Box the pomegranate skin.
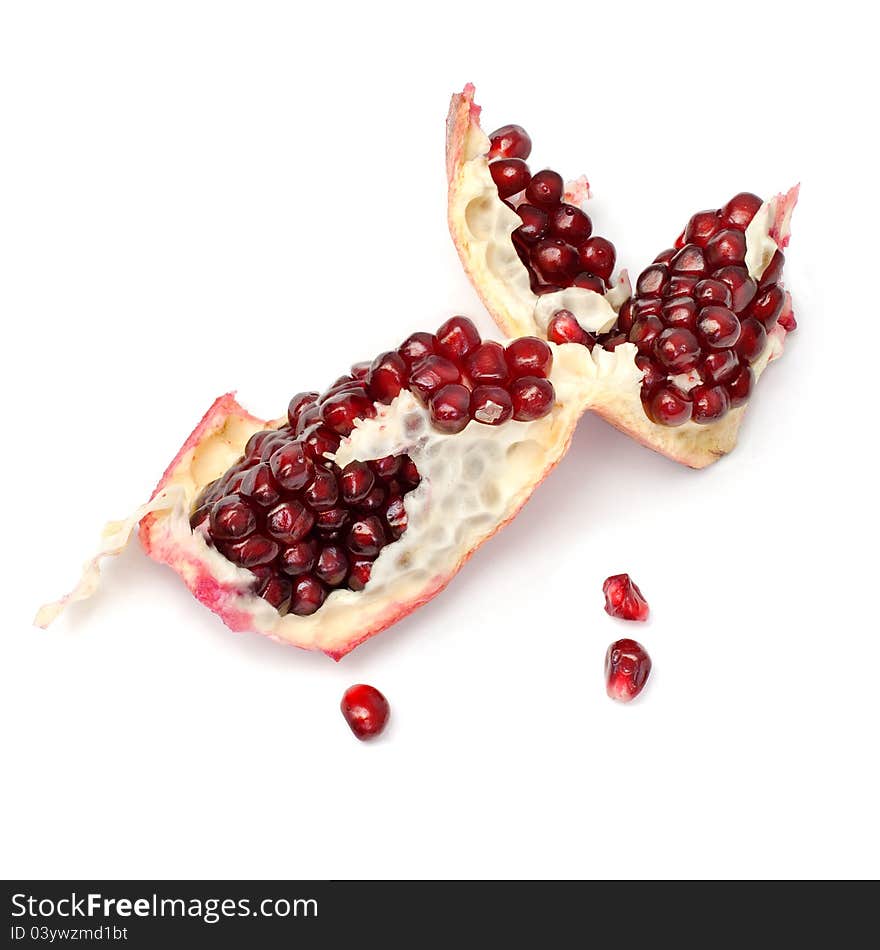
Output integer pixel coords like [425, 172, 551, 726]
[340, 684, 390, 740]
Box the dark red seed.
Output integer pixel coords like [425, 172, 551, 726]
[238, 462, 280, 508]
[577, 236, 616, 282]
[470, 385, 513, 425]
[628, 316, 664, 354]
[367, 351, 407, 404]
[699, 349, 739, 385]
[525, 169, 564, 209]
[269, 441, 313, 492]
[347, 515, 387, 557]
[684, 209, 721, 247]
[605, 638, 652, 702]
[259, 431, 291, 461]
[719, 192, 763, 230]
[359, 484, 386, 511]
[635, 354, 666, 391]
[758, 249, 785, 289]
[190, 504, 210, 531]
[726, 363, 753, 407]
[340, 684, 390, 740]
[667, 275, 699, 297]
[697, 305, 741, 349]
[408, 355, 461, 403]
[549, 203, 592, 243]
[320, 390, 377, 436]
[547, 310, 592, 347]
[398, 332, 437, 368]
[209, 494, 256, 540]
[315, 544, 349, 586]
[370, 455, 401, 479]
[654, 327, 701, 372]
[488, 124, 532, 160]
[691, 384, 731, 424]
[256, 573, 292, 614]
[693, 278, 733, 309]
[705, 228, 747, 269]
[633, 296, 663, 319]
[636, 264, 668, 297]
[748, 284, 785, 330]
[384, 495, 407, 539]
[399, 456, 421, 487]
[572, 272, 605, 294]
[350, 361, 371, 380]
[505, 336, 553, 378]
[287, 392, 319, 430]
[670, 244, 707, 276]
[303, 467, 339, 511]
[293, 403, 322, 438]
[429, 383, 471, 433]
[348, 557, 374, 591]
[736, 317, 768, 363]
[223, 534, 279, 568]
[510, 376, 555, 421]
[290, 575, 326, 616]
[602, 573, 650, 621]
[300, 425, 341, 462]
[279, 539, 318, 576]
[661, 295, 697, 330]
[532, 238, 579, 282]
[435, 316, 481, 362]
[654, 248, 678, 264]
[514, 203, 548, 244]
[713, 265, 758, 313]
[341, 460, 376, 505]
[244, 429, 275, 460]
[315, 507, 351, 534]
[464, 341, 509, 385]
[647, 386, 692, 426]
[490, 158, 531, 199]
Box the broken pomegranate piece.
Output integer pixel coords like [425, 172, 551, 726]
[340, 684, 390, 740]
[605, 638, 652, 703]
[602, 574, 650, 622]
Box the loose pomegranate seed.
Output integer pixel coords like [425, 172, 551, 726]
[435, 316, 481, 362]
[209, 495, 256, 540]
[490, 158, 531, 199]
[735, 317, 768, 363]
[691, 384, 731, 424]
[239, 462, 280, 508]
[429, 383, 471, 433]
[303, 467, 339, 511]
[266, 499, 315, 544]
[287, 392, 319, 430]
[505, 336, 553, 378]
[726, 363, 753, 407]
[549, 203, 592, 243]
[758, 250, 785, 289]
[636, 264, 669, 297]
[719, 192, 763, 230]
[547, 310, 593, 347]
[398, 331, 437, 368]
[748, 284, 785, 330]
[290, 574, 326, 616]
[408, 355, 461, 403]
[341, 460, 376, 505]
[315, 544, 349, 586]
[654, 328, 700, 372]
[572, 272, 606, 294]
[605, 638, 652, 703]
[647, 386, 692, 426]
[464, 341, 509, 384]
[514, 204, 548, 244]
[348, 557, 373, 591]
[602, 573, 650, 621]
[661, 295, 697, 329]
[488, 124, 532, 161]
[693, 278, 733, 309]
[670, 244, 707, 276]
[628, 316, 664, 354]
[347, 515, 387, 557]
[256, 572, 292, 613]
[470, 385, 514, 425]
[279, 539, 318, 575]
[367, 351, 407, 404]
[712, 265, 757, 313]
[684, 209, 721, 247]
[223, 534, 279, 568]
[268, 441, 313, 491]
[697, 305, 741, 349]
[577, 236, 616, 282]
[705, 228, 746, 269]
[635, 354, 666, 391]
[340, 684, 390, 740]
[525, 169, 564, 208]
[699, 348, 739, 385]
[532, 238, 579, 282]
[384, 495, 407, 539]
[509, 376, 555, 421]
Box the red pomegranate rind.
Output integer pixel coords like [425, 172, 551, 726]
[602, 573, 650, 622]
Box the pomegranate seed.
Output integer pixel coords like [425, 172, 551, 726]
[670, 244, 707, 276]
[605, 638, 652, 703]
[693, 278, 733, 309]
[705, 228, 746, 270]
[748, 284, 785, 330]
[315, 506, 351, 535]
[667, 275, 699, 297]
[209, 495, 256, 540]
[398, 331, 437, 368]
[408, 355, 461, 403]
[300, 425, 341, 462]
[239, 462, 280, 508]
[189, 504, 210, 531]
[661, 295, 697, 329]
[366, 351, 407, 404]
[636, 264, 669, 297]
[294, 403, 322, 437]
[303, 468, 339, 511]
[601, 332, 629, 350]
[697, 305, 741, 349]
[505, 336, 553, 378]
[525, 169, 564, 208]
[268, 441, 312, 492]
[348, 557, 373, 591]
[490, 158, 531, 199]
[315, 544, 349, 586]
[547, 310, 593, 347]
[635, 354, 666, 391]
[436, 315, 481, 362]
[321, 390, 377, 437]
[347, 515, 387, 557]
[759, 249, 785, 289]
[629, 316, 664, 354]
[577, 236, 616, 282]
[464, 341, 509, 384]
[340, 460, 375, 505]
[370, 455, 401, 479]
[719, 192, 763, 230]
[647, 386, 692, 426]
[691, 384, 731, 424]
[360, 484, 386, 511]
[684, 209, 721, 247]
[279, 539, 318, 576]
[514, 204, 548, 244]
[713, 265, 757, 313]
[223, 534, 279, 568]
[699, 348, 739, 385]
[654, 328, 700, 372]
[244, 430, 273, 460]
[259, 431, 291, 461]
[399, 456, 420, 487]
[256, 572, 292, 613]
[572, 272, 605, 294]
[266, 500, 315, 544]
[778, 300, 797, 332]
[633, 297, 663, 319]
[509, 376, 555, 421]
[602, 573, 650, 621]
[429, 383, 471, 433]
[290, 574, 326, 616]
[286, 392, 319, 430]
[488, 124, 532, 161]
[532, 238, 579, 282]
[654, 248, 677, 264]
[340, 684, 390, 740]
[736, 317, 768, 363]
[470, 385, 514, 426]
[549, 203, 592, 243]
[384, 495, 407, 539]
[726, 363, 753, 407]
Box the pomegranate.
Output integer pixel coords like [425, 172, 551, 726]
[341, 684, 390, 740]
[602, 574, 650, 622]
[447, 84, 799, 469]
[36, 317, 600, 659]
[605, 638, 652, 703]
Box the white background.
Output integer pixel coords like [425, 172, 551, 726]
[2, 0, 877, 880]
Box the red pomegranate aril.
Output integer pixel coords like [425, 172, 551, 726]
[435, 315, 481, 362]
[510, 376, 555, 421]
[605, 638, 652, 703]
[348, 557, 373, 591]
[269, 441, 312, 492]
[280, 539, 318, 576]
[408, 355, 461, 403]
[239, 462, 280, 508]
[244, 429, 273, 461]
[748, 284, 785, 330]
[189, 504, 210, 531]
[670, 244, 707, 276]
[693, 278, 734, 309]
[266, 499, 315, 544]
[488, 124, 532, 161]
[654, 327, 700, 372]
[667, 275, 699, 297]
[661, 295, 697, 329]
[601, 332, 628, 350]
[351, 362, 372, 381]
[719, 192, 763, 230]
[726, 363, 753, 407]
[636, 264, 669, 297]
[490, 158, 531, 199]
[504, 336, 553, 379]
[290, 574, 326, 616]
[223, 534, 279, 568]
[617, 298, 636, 334]
[400, 457, 420, 487]
[547, 310, 593, 347]
[705, 228, 747, 269]
[549, 203, 593, 243]
[602, 573, 650, 621]
[633, 296, 663, 319]
[532, 238, 579, 282]
[736, 317, 768, 363]
[699, 348, 739, 385]
[256, 572, 292, 613]
[697, 305, 741, 349]
[359, 484, 386, 511]
[713, 265, 758, 313]
[340, 460, 376, 505]
[300, 425, 341, 463]
[759, 249, 785, 289]
[691, 384, 731, 424]
[315, 544, 349, 587]
[315, 507, 351, 534]
[525, 169, 564, 209]
[370, 455, 401, 480]
[654, 248, 677, 265]
[367, 351, 407, 404]
[340, 684, 390, 740]
[287, 392, 319, 430]
[464, 341, 509, 384]
[303, 468, 339, 511]
[385, 495, 407, 539]
[294, 403, 322, 437]
[648, 386, 692, 426]
[259, 431, 291, 461]
[398, 331, 437, 368]
[684, 209, 721, 247]
[209, 494, 256, 540]
[635, 354, 666, 391]
[347, 515, 386, 557]
[514, 204, 548, 244]
[572, 272, 606, 294]
[577, 236, 616, 282]
[429, 383, 471, 433]
[320, 390, 377, 437]
[470, 385, 514, 426]
[629, 316, 664, 355]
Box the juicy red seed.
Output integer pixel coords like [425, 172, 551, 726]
[778, 298, 797, 332]
[470, 385, 514, 426]
[290, 574, 326, 616]
[699, 348, 739, 385]
[300, 425, 341, 462]
[547, 310, 593, 347]
[577, 236, 616, 282]
[488, 124, 532, 161]
[341, 460, 376, 505]
[654, 248, 677, 264]
[400, 457, 420, 487]
[244, 429, 274, 460]
[532, 238, 579, 282]
[670, 244, 707, 276]
[294, 403, 322, 437]
[532, 281, 564, 296]
[279, 539, 318, 575]
[600, 332, 629, 350]
[697, 305, 741, 349]
[635, 354, 666, 391]
[726, 363, 753, 407]
[617, 299, 636, 334]
[315, 544, 349, 586]
[605, 638, 652, 703]
[350, 361, 371, 380]
[370, 455, 401, 479]
[239, 462, 280, 508]
[514, 204, 548, 244]
[667, 275, 699, 297]
[259, 431, 291, 461]
[759, 249, 785, 289]
[209, 494, 256, 540]
[464, 341, 509, 384]
[629, 316, 664, 355]
[360, 484, 386, 510]
[705, 228, 747, 269]
[693, 278, 733, 309]
[409, 355, 461, 403]
[287, 392, 319, 430]
[223, 534, 279, 568]
[303, 468, 339, 511]
[347, 515, 387, 557]
[367, 350, 407, 404]
[719, 192, 763, 230]
[384, 495, 407, 539]
[504, 336, 553, 379]
[256, 573, 292, 613]
[398, 331, 437, 368]
[348, 557, 373, 591]
[190, 504, 210, 531]
[713, 265, 757, 313]
[648, 386, 692, 426]
[525, 169, 564, 208]
[490, 158, 531, 199]
[636, 264, 669, 297]
[320, 391, 377, 436]
[736, 317, 768, 363]
[748, 284, 785, 330]
[340, 684, 390, 740]
[572, 272, 605, 294]
[315, 507, 351, 534]
[269, 441, 313, 491]
[435, 315, 481, 362]
[654, 327, 701, 372]
[633, 296, 663, 318]
[549, 203, 592, 243]
[684, 209, 721, 247]
[429, 383, 471, 433]
[266, 499, 315, 544]
[691, 384, 731, 424]
[602, 573, 650, 621]
[510, 376, 555, 421]
[661, 295, 697, 329]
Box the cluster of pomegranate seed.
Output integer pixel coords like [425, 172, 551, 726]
[487, 124, 617, 297]
[188, 317, 557, 615]
[602, 573, 652, 702]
